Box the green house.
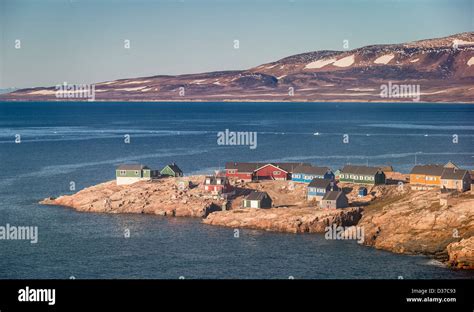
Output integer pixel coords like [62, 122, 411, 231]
[160, 163, 183, 177]
[116, 164, 152, 185]
[338, 165, 385, 185]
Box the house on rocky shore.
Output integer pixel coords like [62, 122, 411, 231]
[358, 187, 368, 197]
[320, 191, 349, 209]
[116, 164, 158, 185]
[243, 191, 272, 208]
[338, 165, 386, 185]
[225, 162, 309, 181]
[307, 178, 338, 203]
[160, 163, 183, 177]
[291, 165, 334, 183]
[441, 168, 471, 192]
[410, 162, 471, 192]
[202, 175, 233, 195]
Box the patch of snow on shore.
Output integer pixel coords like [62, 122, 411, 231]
[410, 58, 419, 63]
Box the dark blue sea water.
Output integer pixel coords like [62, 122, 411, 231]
[0, 102, 473, 279]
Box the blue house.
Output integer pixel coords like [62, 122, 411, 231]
[292, 165, 334, 183]
[358, 187, 368, 197]
[307, 178, 338, 202]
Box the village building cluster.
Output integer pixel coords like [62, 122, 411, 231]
[115, 160, 473, 210]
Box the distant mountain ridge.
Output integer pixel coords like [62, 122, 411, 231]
[1, 32, 473, 102]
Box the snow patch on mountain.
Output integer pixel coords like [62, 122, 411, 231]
[467, 57, 474, 66]
[27, 90, 56, 95]
[374, 54, 395, 64]
[305, 58, 336, 69]
[333, 55, 355, 67]
[116, 87, 146, 91]
[347, 88, 376, 92]
[121, 80, 151, 85]
[453, 39, 474, 46]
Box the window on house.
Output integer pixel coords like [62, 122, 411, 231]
[274, 171, 281, 175]
[120, 170, 126, 175]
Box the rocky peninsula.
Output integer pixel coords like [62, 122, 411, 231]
[40, 175, 474, 270]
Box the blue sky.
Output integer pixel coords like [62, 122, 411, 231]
[0, 0, 472, 88]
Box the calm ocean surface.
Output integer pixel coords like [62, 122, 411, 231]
[0, 102, 473, 279]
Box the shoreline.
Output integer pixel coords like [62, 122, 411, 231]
[40, 175, 474, 271]
[2, 99, 474, 104]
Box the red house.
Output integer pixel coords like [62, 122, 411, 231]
[254, 163, 289, 180]
[225, 162, 309, 181]
[202, 176, 233, 194]
[225, 162, 261, 181]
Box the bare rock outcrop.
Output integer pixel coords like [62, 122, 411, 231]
[447, 237, 474, 269]
[359, 187, 474, 267]
[203, 207, 362, 233]
[40, 176, 224, 218]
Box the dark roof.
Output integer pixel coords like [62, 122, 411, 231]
[225, 162, 263, 172]
[165, 163, 183, 174]
[270, 162, 311, 172]
[245, 191, 271, 201]
[341, 165, 383, 176]
[225, 162, 310, 173]
[323, 191, 345, 201]
[293, 165, 331, 175]
[410, 165, 446, 176]
[204, 176, 228, 185]
[441, 168, 469, 180]
[308, 178, 332, 188]
[377, 165, 393, 172]
[117, 164, 149, 170]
